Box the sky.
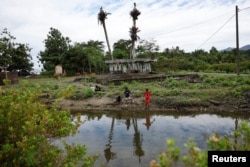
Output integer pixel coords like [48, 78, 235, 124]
[0, 0, 250, 71]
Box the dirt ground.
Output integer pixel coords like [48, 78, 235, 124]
[57, 93, 250, 115]
[44, 75, 250, 114]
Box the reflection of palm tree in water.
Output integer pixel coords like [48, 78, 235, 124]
[234, 118, 238, 150]
[143, 112, 155, 130]
[132, 117, 144, 163]
[104, 117, 116, 162]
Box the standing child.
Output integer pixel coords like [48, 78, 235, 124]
[143, 88, 151, 109]
[124, 87, 132, 104]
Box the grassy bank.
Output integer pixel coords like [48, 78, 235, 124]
[11, 72, 250, 112]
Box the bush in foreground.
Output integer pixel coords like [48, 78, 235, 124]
[0, 86, 98, 167]
[151, 121, 250, 167]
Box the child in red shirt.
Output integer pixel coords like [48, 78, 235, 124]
[143, 89, 151, 109]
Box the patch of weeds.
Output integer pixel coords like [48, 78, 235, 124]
[52, 90, 63, 98]
[189, 83, 205, 89]
[108, 83, 115, 89]
[170, 88, 182, 95]
[120, 82, 129, 90]
[154, 89, 169, 97]
[107, 93, 115, 98]
[237, 76, 250, 85]
[89, 73, 96, 82]
[133, 90, 143, 97]
[221, 80, 230, 87]
[164, 78, 189, 88]
[130, 80, 140, 87]
[83, 88, 94, 98]
[236, 76, 244, 84]
[95, 91, 105, 98]
[69, 88, 95, 100]
[178, 80, 188, 87]
[19, 79, 29, 87]
[53, 84, 59, 90]
[244, 77, 250, 85]
[204, 77, 216, 86]
[70, 92, 85, 100]
[176, 98, 207, 107]
[228, 89, 242, 98]
[166, 78, 179, 88]
[41, 85, 53, 93]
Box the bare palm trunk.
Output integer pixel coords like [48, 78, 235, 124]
[102, 21, 113, 60]
[129, 3, 141, 71]
[131, 19, 136, 60]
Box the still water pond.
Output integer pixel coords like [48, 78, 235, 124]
[61, 112, 249, 167]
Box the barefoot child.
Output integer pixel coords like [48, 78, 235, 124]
[143, 88, 151, 109]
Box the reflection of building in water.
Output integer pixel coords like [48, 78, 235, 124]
[132, 117, 144, 163]
[143, 113, 155, 130]
[104, 117, 116, 162]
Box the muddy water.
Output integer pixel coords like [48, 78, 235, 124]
[61, 112, 250, 167]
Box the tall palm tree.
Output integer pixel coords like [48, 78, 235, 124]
[98, 7, 113, 60]
[129, 3, 141, 60]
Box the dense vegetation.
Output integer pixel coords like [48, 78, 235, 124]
[0, 28, 33, 74]
[1, 26, 250, 166]
[1, 28, 249, 77]
[37, 27, 249, 75]
[0, 82, 98, 166]
[1, 72, 250, 166]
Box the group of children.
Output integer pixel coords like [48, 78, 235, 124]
[115, 87, 151, 109]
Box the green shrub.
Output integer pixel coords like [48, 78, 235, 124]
[170, 88, 182, 95]
[83, 88, 95, 98]
[152, 121, 250, 167]
[70, 92, 85, 100]
[0, 87, 98, 166]
[3, 79, 11, 85]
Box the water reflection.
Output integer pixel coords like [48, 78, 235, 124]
[234, 118, 238, 151]
[143, 112, 155, 130]
[132, 117, 144, 163]
[104, 117, 116, 162]
[65, 112, 249, 167]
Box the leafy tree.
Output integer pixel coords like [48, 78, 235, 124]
[0, 28, 33, 73]
[98, 7, 112, 60]
[62, 40, 106, 75]
[62, 43, 87, 75]
[112, 39, 131, 59]
[9, 44, 33, 73]
[80, 40, 106, 74]
[136, 39, 159, 59]
[83, 40, 104, 51]
[209, 46, 222, 63]
[39, 27, 71, 74]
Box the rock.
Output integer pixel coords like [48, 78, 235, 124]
[208, 100, 221, 106]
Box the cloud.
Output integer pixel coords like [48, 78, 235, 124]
[1, 0, 250, 70]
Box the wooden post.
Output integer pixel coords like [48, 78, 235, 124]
[236, 5, 240, 76]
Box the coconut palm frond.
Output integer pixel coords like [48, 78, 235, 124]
[129, 26, 140, 41]
[130, 9, 141, 20]
[130, 34, 140, 41]
[129, 26, 140, 34]
[98, 7, 111, 25]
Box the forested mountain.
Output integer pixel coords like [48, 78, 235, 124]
[240, 45, 250, 51]
[222, 44, 250, 51]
